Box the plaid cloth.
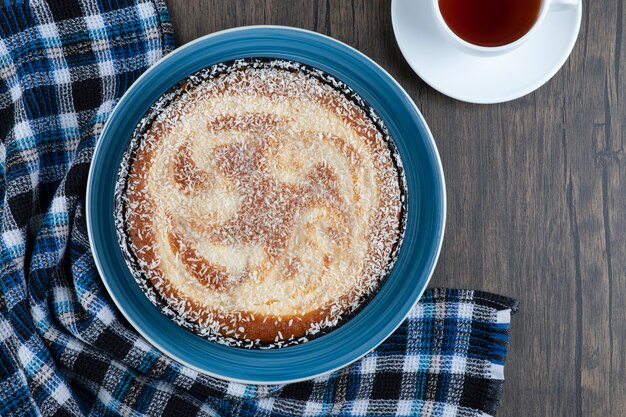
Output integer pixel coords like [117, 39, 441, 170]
[0, 1, 519, 416]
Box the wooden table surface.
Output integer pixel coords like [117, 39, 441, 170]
[166, 1, 625, 416]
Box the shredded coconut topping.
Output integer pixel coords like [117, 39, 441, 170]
[115, 59, 407, 348]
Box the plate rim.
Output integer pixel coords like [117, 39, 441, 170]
[86, 25, 446, 384]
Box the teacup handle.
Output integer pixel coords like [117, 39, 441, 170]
[549, 0, 580, 12]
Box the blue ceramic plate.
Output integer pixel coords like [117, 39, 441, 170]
[87, 26, 446, 384]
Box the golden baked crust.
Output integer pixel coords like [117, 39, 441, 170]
[121, 60, 404, 347]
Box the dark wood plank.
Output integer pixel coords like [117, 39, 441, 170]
[568, 1, 625, 415]
[165, 1, 626, 416]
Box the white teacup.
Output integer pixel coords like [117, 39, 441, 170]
[433, 0, 581, 56]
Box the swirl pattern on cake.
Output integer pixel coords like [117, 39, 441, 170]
[117, 59, 406, 348]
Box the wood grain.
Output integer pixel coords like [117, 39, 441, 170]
[165, 1, 626, 416]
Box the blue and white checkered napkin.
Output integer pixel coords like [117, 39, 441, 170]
[0, 1, 518, 416]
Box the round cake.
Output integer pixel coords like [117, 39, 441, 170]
[117, 59, 406, 348]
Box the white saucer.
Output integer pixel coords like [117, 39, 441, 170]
[391, 0, 582, 104]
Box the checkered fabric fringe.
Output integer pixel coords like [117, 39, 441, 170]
[0, 1, 519, 416]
